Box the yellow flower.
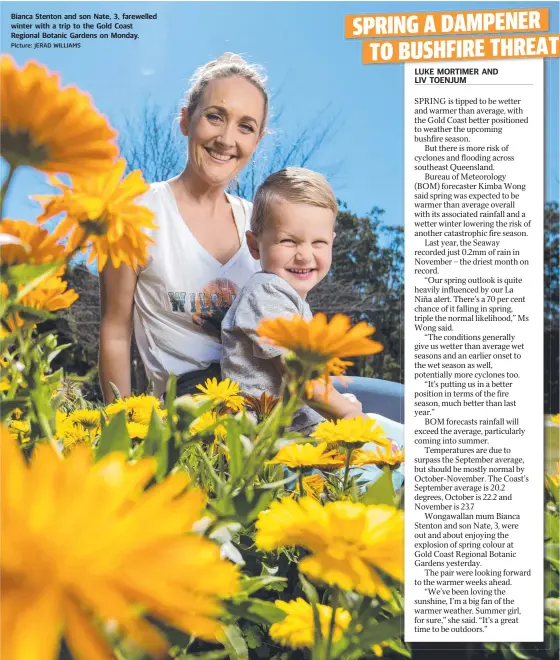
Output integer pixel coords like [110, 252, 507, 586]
[55, 410, 103, 453]
[551, 414, 560, 425]
[1, 432, 239, 659]
[0, 219, 65, 267]
[546, 461, 560, 491]
[189, 411, 227, 442]
[311, 417, 390, 450]
[127, 422, 149, 440]
[352, 445, 405, 470]
[195, 377, 245, 412]
[7, 419, 30, 445]
[256, 497, 403, 599]
[269, 598, 351, 650]
[105, 398, 127, 417]
[267, 442, 346, 470]
[295, 474, 326, 500]
[1, 55, 117, 175]
[105, 394, 164, 424]
[243, 391, 279, 422]
[11, 408, 23, 420]
[372, 641, 389, 657]
[65, 409, 101, 431]
[8, 419, 30, 436]
[60, 423, 95, 453]
[257, 313, 383, 365]
[34, 158, 157, 271]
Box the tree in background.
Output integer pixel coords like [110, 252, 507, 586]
[118, 101, 183, 183]
[230, 103, 342, 200]
[544, 201, 559, 412]
[308, 205, 404, 383]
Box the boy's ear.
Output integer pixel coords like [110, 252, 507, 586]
[180, 107, 189, 137]
[332, 231, 336, 241]
[246, 230, 260, 260]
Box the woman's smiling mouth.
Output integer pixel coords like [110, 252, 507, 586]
[205, 147, 236, 162]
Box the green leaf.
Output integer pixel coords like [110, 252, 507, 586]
[180, 652, 229, 660]
[509, 643, 533, 660]
[227, 599, 287, 626]
[0, 399, 28, 419]
[222, 623, 249, 660]
[46, 345, 71, 365]
[361, 467, 395, 506]
[545, 421, 560, 474]
[224, 418, 244, 483]
[357, 614, 404, 648]
[238, 575, 287, 597]
[109, 381, 121, 401]
[545, 543, 560, 569]
[165, 373, 177, 412]
[8, 304, 55, 321]
[95, 410, 130, 460]
[299, 575, 323, 653]
[545, 512, 559, 544]
[196, 444, 224, 494]
[255, 471, 299, 491]
[9, 261, 62, 288]
[143, 409, 169, 482]
[231, 488, 275, 525]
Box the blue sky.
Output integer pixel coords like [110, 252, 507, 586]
[2, 1, 559, 229]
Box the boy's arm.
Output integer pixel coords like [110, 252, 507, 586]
[307, 377, 364, 420]
[269, 357, 363, 420]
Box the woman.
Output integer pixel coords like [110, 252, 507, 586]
[99, 53, 268, 401]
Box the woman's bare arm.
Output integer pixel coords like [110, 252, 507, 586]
[99, 263, 138, 403]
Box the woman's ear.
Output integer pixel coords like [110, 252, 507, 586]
[246, 230, 260, 261]
[180, 107, 189, 137]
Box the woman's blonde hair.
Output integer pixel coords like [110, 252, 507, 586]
[251, 167, 338, 235]
[183, 53, 269, 134]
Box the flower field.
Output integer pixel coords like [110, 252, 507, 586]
[1, 55, 558, 660]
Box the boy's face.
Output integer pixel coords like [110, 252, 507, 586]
[247, 200, 336, 298]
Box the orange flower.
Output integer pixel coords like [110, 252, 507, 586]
[1, 276, 78, 334]
[0, 219, 64, 267]
[1, 55, 117, 175]
[34, 159, 156, 271]
[257, 313, 382, 364]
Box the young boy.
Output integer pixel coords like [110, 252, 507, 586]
[221, 167, 362, 433]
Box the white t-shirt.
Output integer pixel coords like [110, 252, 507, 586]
[133, 182, 260, 397]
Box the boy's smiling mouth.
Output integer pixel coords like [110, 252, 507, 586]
[287, 268, 316, 278]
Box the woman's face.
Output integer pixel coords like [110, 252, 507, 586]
[183, 76, 265, 188]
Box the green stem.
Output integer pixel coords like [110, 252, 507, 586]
[325, 587, 339, 660]
[342, 447, 353, 492]
[299, 471, 305, 497]
[15, 326, 61, 458]
[0, 163, 17, 218]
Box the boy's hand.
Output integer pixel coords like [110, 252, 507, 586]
[340, 401, 366, 420]
[307, 380, 367, 420]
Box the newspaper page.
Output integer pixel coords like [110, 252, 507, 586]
[0, 2, 558, 660]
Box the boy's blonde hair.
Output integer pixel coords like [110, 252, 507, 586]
[251, 167, 337, 235]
